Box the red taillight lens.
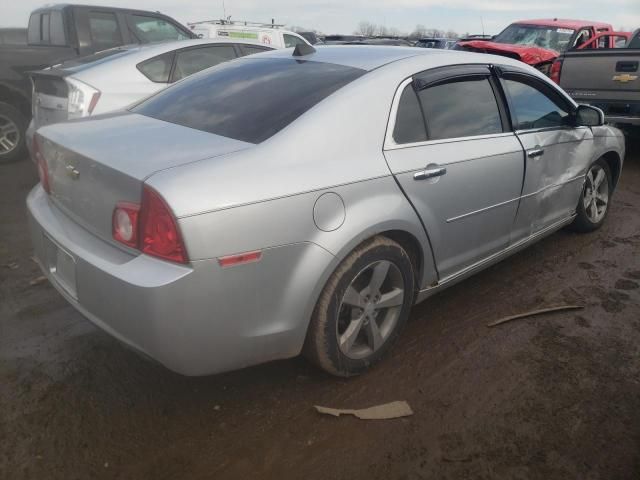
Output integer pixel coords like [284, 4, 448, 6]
[112, 202, 140, 248]
[550, 60, 563, 84]
[139, 186, 188, 264]
[33, 137, 51, 194]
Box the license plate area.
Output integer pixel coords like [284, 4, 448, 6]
[44, 234, 77, 299]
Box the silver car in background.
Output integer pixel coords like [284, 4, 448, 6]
[26, 39, 274, 151]
[28, 46, 625, 377]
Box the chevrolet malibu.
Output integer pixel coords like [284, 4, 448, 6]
[28, 45, 625, 376]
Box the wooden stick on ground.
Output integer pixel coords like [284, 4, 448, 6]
[487, 305, 584, 327]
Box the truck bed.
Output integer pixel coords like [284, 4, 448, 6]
[559, 48, 640, 125]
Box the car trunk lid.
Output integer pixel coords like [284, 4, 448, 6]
[37, 112, 253, 245]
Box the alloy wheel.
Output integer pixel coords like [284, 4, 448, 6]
[337, 260, 405, 359]
[0, 114, 20, 155]
[583, 164, 609, 224]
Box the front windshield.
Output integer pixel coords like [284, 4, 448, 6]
[493, 24, 575, 52]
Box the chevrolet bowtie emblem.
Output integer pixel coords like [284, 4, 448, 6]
[65, 164, 80, 180]
[612, 74, 638, 83]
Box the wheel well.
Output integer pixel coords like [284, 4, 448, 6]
[379, 230, 423, 289]
[601, 151, 622, 188]
[0, 84, 31, 118]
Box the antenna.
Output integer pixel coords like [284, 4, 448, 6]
[480, 16, 485, 36]
[222, 0, 226, 20]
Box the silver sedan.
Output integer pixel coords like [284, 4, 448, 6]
[27, 46, 625, 376]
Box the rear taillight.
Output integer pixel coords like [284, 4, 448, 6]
[112, 186, 188, 264]
[550, 60, 563, 84]
[112, 202, 140, 248]
[140, 186, 188, 264]
[33, 136, 51, 194]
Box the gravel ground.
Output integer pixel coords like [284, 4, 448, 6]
[1, 136, 639, 480]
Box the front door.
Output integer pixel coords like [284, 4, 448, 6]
[384, 66, 525, 279]
[499, 70, 594, 242]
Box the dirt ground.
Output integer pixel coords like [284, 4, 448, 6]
[1, 135, 639, 480]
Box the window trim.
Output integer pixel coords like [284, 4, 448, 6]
[385, 67, 512, 150]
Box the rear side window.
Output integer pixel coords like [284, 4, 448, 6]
[130, 15, 189, 42]
[502, 77, 570, 130]
[88, 11, 122, 50]
[629, 33, 640, 48]
[393, 84, 427, 144]
[27, 11, 66, 45]
[284, 34, 306, 48]
[417, 77, 503, 140]
[133, 58, 365, 144]
[172, 45, 237, 81]
[137, 53, 174, 83]
[239, 45, 272, 56]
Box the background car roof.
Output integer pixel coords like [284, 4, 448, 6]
[54, 38, 274, 73]
[514, 19, 612, 30]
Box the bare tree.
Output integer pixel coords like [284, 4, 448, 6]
[445, 29, 459, 39]
[355, 21, 376, 37]
[377, 24, 389, 37]
[410, 24, 427, 39]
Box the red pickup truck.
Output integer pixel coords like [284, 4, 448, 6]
[456, 19, 618, 74]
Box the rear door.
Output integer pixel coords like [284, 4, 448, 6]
[384, 65, 525, 279]
[499, 69, 593, 241]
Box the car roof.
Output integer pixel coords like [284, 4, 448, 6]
[250, 45, 443, 71]
[55, 38, 273, 72]
[514, 18, 612, 30]
[245, 45, 532, 75]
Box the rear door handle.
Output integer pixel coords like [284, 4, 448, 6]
[527, 148, 544, 158]
[414, 167, 447, 181]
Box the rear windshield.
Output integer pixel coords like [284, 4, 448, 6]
[132, 57, 366, 143]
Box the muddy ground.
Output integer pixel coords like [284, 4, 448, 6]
[1, 136, 640, 480]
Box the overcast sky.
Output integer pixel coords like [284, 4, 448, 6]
[3, 0, 639, 35]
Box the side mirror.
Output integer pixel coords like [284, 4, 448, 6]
[575, 104, 605, 127]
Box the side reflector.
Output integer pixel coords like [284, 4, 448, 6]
[218, 250, 262, 268]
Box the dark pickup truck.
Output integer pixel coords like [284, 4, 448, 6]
[0, 4, 195, 162]
[555, 29, 640, 127]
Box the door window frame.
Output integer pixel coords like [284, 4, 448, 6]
[384, 64, 513, 150]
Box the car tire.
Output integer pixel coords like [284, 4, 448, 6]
[304, 236, 415, 377]
[570, 158, 613, 233]
[0, 101, 28, 164]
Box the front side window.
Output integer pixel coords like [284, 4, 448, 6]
[88, 11, 122, 50]
[133, 58, 365, 144]
[137, 53, 174, 83]
[130, 15, 189, 43]
[284, 34, 306, 48]
[503, 78, 571, 130]
[172, 45, 237, 81]
[393, 84, 427, 144]
[417, 77, 503, 140]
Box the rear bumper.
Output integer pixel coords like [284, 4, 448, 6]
[27, 185, 334, 375]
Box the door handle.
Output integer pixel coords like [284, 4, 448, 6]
[527, 148, 544, 158]
[414, 167, 447, 181]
